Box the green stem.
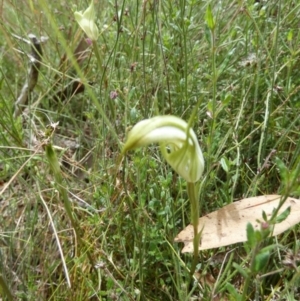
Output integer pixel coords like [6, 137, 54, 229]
[45, 143, 76, 229]
[92, 40, 103, 69]
[206, 25, 217, 169]
[92, 41, 115, 118]
[0, 274, 14, 301]
[187, 182, 200, 276]
[45, 142, 95, 269]
[241, 245, 259, 301]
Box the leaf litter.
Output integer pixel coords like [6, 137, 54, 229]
[175, 195, 300, 253]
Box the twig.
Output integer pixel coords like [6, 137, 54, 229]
[14, 34, 47, 118]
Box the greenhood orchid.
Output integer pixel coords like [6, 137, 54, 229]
[123, 116, 204, 183]
[74, 0, 99, 41]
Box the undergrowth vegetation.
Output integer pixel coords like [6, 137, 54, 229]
[0, 0, 300, 300]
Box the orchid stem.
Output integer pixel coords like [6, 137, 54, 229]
[92, 40, 102, 70]
[187, 182, 201, 277]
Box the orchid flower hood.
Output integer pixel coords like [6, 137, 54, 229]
[123, 116, 204, 183]
[74, 1, 99, 41]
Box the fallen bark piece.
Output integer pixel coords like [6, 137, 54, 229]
[175, 195, 300, 253]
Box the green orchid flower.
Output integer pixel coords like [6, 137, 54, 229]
[123, 116, 204, 183]
[74, 0, 99, 41]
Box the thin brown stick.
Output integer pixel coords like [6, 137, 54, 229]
[14, 34, 45, 118]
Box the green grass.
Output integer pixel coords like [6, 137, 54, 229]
[1, 0, 300, 300]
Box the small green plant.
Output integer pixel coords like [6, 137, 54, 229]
[229, 206, 290, 301]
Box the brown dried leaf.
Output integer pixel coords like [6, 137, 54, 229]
[175, 195, 300, 253]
